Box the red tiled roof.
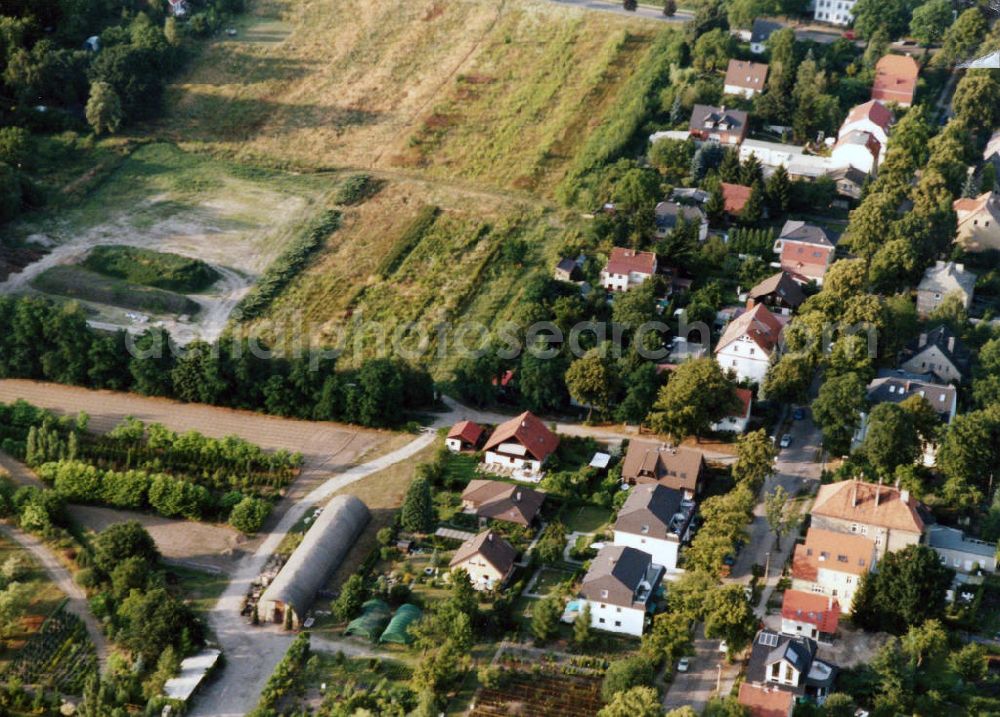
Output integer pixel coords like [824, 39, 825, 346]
[844, 100, 894, 131]
[604, 247, 657, 276]
[448, 420, 485, 445]
[716, 302, 784, 354]
[483, 411, 560, 462]
[792, 528, 875, 582]
[721, 182, 752, 214]
[725, 59, 769, 90]
[780, 242, 832, 268]
[726, 388, 753, 419]
[871, 54, 918, 106]
[781, 590, 840, 634]
[738, 683, 794, 717]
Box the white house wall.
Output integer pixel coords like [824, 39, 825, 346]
[613, 531, 681, 571]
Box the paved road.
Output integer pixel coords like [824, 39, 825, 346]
[545, 0, 693, 23]
[729, 410, 824, 615]
[661, 625, 740, 712]
[0, 523, 109, 670]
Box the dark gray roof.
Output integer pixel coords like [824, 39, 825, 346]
[748, 271, 806, 308]
[689, 105, 748, 135]
[655, 201, 706, 232]
[867, 371, 957, 421]
[828, 165, 868, 186]
[614, 484, 692, 541]
[580, 545, 664, 609]
[778, 220, 833, 247]
[260, 495, 370, 619]
[927, 525, 997, 559]
[556, 258, 577, 274]
[900, 325, 970, 373]
[746, 631, 820, 695]
[751, 19, 784, 43]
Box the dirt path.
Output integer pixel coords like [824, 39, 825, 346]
[0, 523, 110, 671]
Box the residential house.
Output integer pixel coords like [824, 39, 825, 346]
[787, 154, 834, 183]
[746, 630, 837, 703]
[460, 480, 545, 527]
[620, 441, 706, 499]
[449, 530, 517, 591]
[813, 0, 857, 25]
[613, 483, 695, 571]
[838, 100, 893, 150]
[773, 220, 835, 286]
[738, 683, 795, 717]
[655, 201, 708, 241]
[711, 387, 753, 433]
[899, 325, 970, 384]
[831, 130, 881, 176]
[740, 139, 806, 172]
[915, 260, 976, 317]
[578, 545, 664, 636]
[810, 479, 926, 558]
[715, 301, 785, 384]
[721, 182, 753, 216]
[446, 420, 486, 453]
[750, 19, 783, 54]
[167, 0, 189, 17]
[927, 525, 998, 574]
[724, 60, 769, 98]
[670, 187, 710, 204]
[983, 129, 1000, 169]
[483, 411, 559, 474]
[791, 527, 877, 612]
[748, 271, 807, 313]
[553, 258, 578, 282]
[781, 590, 840, 640]
[828, 165, 867, 200]
[689, 105, 749, 145]
[871, 54, 919, 107]
[954, 191, 1000, 252]
[859, 370, 958, 466]
[600, 247, 658, 292]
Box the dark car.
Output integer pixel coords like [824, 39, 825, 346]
[793, 407, 806, 420]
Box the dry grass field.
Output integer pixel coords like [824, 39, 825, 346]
[162, 0, 659, 194]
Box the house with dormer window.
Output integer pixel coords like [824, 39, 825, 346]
[612, 484, 695, 571]
[578, 545, 664, 636]
[746, 630, 837, 704]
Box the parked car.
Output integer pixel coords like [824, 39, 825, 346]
[793, 407, 806, 420]
[780, 433, 792, 448]
[723, 554, 737, 567]
[718, 640, 728, 653]
[677, 657, 690, 672]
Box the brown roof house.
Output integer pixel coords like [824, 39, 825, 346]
[724, 59, 769, 98]
[773, 220, 835, 286]
[810, 479, 925, 558]
[747, 271, 806, 313]
[621, 441, 707, 499]
[871, 54, 919, 107]
[578, 545, 664, 636]
[791, 527, 877, 612]
[916, 260, 976, 318]
[689, 105, 749, 145]
[954, 191, 1000, 252]
[483, 411, 559, 475]
[721, 182, 753, 215]
[613, 483, 695, 571]
[446, 420, 486, 453]
[449, 530, 517, 591]
[460, 480, 545, 527]
[600, 247, 658, 293]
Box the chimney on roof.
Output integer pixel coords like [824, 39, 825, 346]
[875, 477, 882, 508]
[827, 596, 833, 611]
[948, 336, 955, 353]
[918, 333, 927, 348]
[515, 491, 522, 502]
[956, 263, 964, 272]
[746, 298, 756, 310]
[488, 532, 494, 542]
[900, 489, 910, 504]
[852, 480, 858, 507]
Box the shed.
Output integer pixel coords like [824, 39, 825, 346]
[345, 599, 391, 640]
[258, 494, 370, 627]
[380, 604, 423, 644]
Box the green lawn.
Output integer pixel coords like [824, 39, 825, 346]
[560, 505, 613, 534]
[166, 565, 229, 617]
[530, 566, 576, 597]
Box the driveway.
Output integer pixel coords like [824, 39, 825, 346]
[662, 625, 740, 711]
[727, 411, 824, 614]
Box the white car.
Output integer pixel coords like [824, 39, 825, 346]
[718, 640, 728, 653]
[677, 657, 690, 672]
[779, 434, 792, 448]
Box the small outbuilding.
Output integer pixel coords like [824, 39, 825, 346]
[446, 420, 486, 453]
[258, 494, 370, 628]
[345, 599, 391, 640]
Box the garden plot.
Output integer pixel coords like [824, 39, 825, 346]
[1, 143, 333, 343]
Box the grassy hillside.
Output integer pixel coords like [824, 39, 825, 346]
[161, 0, 662, 194]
